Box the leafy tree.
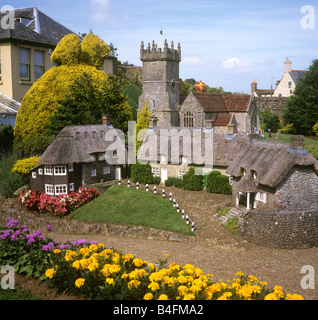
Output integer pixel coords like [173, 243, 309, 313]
[123, 84, 142, 120]
[260, 109, 280, 133]
[283, 59, 318, 135]
[0, 124, 13, 153]
[81, 33, 110, 69]
[136, 100, 151, 150]
[313, 123, 318, 138]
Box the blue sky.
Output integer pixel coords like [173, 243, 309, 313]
[7, 0, 318, 93]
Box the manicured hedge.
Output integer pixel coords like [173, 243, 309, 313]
[206, 171, 232, 194]
[182, 168, 203, 191]
[131, 162, 157, 184]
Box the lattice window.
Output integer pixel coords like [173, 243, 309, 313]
[184, 111, 194, 127]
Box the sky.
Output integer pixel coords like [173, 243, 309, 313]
[6, 0, 318, 93]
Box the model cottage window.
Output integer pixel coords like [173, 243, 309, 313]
[45, 166, 53, 175]
[19, 48, 30, 81]
[103, 167, 110, 175]
[54, 166, 66, 176]
[152, 167, 160, 176]
[45, 184, 54, 195]
[68, 165, 74, 172]
[55, 185, 67, 195]
[184, 111, 194, 128]
[69, 183, 75, 192]
[256, 192, 267, 204]
[91, 169, 97, 177]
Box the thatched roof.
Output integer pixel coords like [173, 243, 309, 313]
[138, 126, 250, 167]
[39, 125, 126, 165]
[226, 139, 318, 189]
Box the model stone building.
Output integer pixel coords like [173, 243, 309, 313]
[138, 39, 259, 133]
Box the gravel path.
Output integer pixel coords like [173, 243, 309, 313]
[50, 184, 318, 300]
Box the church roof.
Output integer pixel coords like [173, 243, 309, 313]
[0, 93, 21, 114]
[192, 92, 251, 113]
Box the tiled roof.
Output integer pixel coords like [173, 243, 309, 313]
[0, 93, 21, 114]
[214, 113, 232, 126]
[193, 92, 250, 113]
[290, 70, 307, 85]
[0, 7, 74, 46]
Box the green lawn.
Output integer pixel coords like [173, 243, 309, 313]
[70, 185, 193, 236]
[261, 132, 318, 146]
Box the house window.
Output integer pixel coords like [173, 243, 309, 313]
[103, 167, 110, 175]
[68, 165, 74, 172]
[152, 167, 160, 177]
[182, 156, 188, 164]
[184, 111, 194, 128]
[253, 171, 257, 180]
[288, 81, 292, 88]
[69, 183, 75, 192]
[45, 184, 54, 195]
[19, 48, 30, 81]
[45, 166, 53, 175]
[34, 50, 45, 79]
[55, 185, 67, 196]
[91, 169, 97, 177]
[54, 166, 67, 176]
[178, 171, 187, 178]
[38, 168, 43, 175]
[32, 172, 36, 179]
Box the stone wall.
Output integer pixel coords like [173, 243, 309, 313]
[255, 96, 288, 120]
[238, 210, 318, 249]
[0, 198, 196, 244]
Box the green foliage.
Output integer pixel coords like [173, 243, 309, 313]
[136, 100, 151, 150]
[260, 109, 280, 133]
[14, 65, 107, 144]
[81, 33, 110, 69]
[13, 133, 55, 157]
[206, 171, 232, 194]
[0, 153, 28, 198]
[279, 123, 296, 135]
[0, 124, 13, 153]
[164, 177, 183, 188]
[123, 84, 142, 120]
[306, 145, 318, 160]
[12, 156, 40, 175]
[51, 34, 82, 66]
[131, 162, 155, 185]
[182, 168, 203, 191]
[313, 123, 318, 138]
[284, 59, 318, 135]
[225, 217, 238, 234]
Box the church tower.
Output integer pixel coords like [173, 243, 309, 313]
[138, 39, 181, 127]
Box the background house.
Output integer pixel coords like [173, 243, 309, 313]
[29, 118, 125, 195]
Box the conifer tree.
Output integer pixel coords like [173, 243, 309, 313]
[136, 100, 151, 150]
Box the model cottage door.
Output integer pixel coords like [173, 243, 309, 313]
[161, 168, 167, 184]
[115, 166, 121, 180]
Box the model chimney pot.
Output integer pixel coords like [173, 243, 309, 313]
[290, 135, 305, 149]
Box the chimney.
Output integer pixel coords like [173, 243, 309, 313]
[149, 116, 158, 129]
[102, 115, 112, 126]
[251, 80, 257, 93]
[284, 57, 292, 73]
[290, 135, 305, 150]
[205, 119, 213, 130]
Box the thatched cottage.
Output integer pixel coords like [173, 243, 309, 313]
[138, 118, 252, 183]
[29, 117, 126, 195]
[226, 135, 318, 248]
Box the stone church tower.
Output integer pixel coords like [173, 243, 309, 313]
[138, 39, 181, 127]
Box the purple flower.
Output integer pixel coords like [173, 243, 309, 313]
[29, 219, 32, 224]
[28, 238, 35, 245]
[47, 225, 52, 231]
[90, 240, 98, 245]
[36, 230, 42, 236]
[59, 244, 70, 250]
[22, 228, 29, 233]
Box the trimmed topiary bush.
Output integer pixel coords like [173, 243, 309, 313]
[182, 168, 203, 191]
[206, 171, 232, 194]
[131, 162, 155, 185]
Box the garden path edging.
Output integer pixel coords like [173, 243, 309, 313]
[0, 198, 196, 244]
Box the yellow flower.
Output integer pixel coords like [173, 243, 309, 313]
[286, 294, 304, 300]
[273, 286, 285, 299]
[248, 275, 258, 283]
[72, 260, 81, 270]
[88, 262, 99, 272]
[217, 292, 233, 300]
[178, 285, 189, 296]
[53, 249, 61, 254]
[164, 254, 170, 258]
[133, 258, 144, 267]
[106, 278, 115, 285]
[45, 268, 56, 279]
[75, 278, 85, 288]
[158, 294, 169, 300]
[89, 244, 99, 252]
[264, 293, 278, 300]
[64, 250, 77, 261]
[121, 273, 129, 279]
[148, 263, 158, 271]
[123, 253, 134, 262]
[236, 271, 244, 277]
[144, 293, 153, 300]
[183, 293, 195, 300]
[98, 243, 105, 249]
[169, 263, 180, 271]
[148, 282, 160, 292]
[128, 280, 140, 290]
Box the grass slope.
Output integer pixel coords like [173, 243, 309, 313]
[70, 185, 193, 236]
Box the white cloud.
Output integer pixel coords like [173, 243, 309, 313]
[182, 56, 205, 67]
[89, 0, 116, 25]
[221, 57, 252, 73]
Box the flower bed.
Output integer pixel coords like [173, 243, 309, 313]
[19, 187, 99, 217]
[0, 218, 304, 300]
